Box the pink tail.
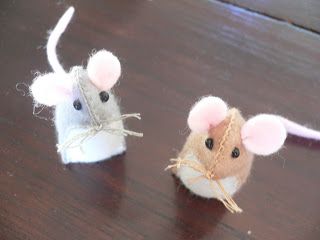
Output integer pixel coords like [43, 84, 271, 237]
[275, 116, 320, 140]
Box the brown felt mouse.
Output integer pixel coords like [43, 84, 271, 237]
[167, 96, 320, 213]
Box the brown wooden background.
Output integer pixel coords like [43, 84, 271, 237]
[1, 0, 320, 239]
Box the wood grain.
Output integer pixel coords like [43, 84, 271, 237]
[1, 0, 320, 239]
[220, 0, 320, 33]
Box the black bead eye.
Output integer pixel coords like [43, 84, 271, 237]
[73, 99, 82, 110]
[99, 91, 109, 103]
[205, 138, 214, 150]
[231, 147, 240, 158]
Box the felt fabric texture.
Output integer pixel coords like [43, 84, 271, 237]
[55, 67, 126, 164]
[29, 7, 143, 164]
[171, 95, 320, 209]
[176, 108, 254, 199]
[188, 96, 228, 133]
[177, 152, 239, 199]
[276, 115, 320, 140]
[30, 72, 73, 106]
[241, 114, 287, 156]
[47, 7, 74, 74]
[87, 50, 121, 91]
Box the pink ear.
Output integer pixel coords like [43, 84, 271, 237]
[30, 73, 73, 106]
[87, 50, 121, 90]
[241, 114, 287, 155]
[187, 96, 228, 133]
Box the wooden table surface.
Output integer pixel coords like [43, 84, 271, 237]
[1, 0, 320, 239]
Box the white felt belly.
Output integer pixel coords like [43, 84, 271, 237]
[177, 153, 239, 199]
[63, 128, 126, 164]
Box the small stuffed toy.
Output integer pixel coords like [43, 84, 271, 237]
[30, 7, 143, 164]
[166, 96, 320, 213]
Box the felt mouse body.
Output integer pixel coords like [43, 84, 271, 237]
[167, 96, 320, 213]
[30, 7, 142, 164]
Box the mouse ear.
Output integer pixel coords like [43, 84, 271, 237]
[187, 96, 228, 133]
[241, 114, 287, 155]
[87, 50, 121, 91]
[30, 72, 73, 106]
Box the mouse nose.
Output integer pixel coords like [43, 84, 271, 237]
[205, 171, 215, 180]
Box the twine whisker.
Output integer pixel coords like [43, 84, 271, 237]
[166, 157, 242, 213]
[57, 113, 143, 152]
[216, 180, 242, 213]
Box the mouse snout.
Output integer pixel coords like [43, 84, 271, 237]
[204, 170, 215, 180]
[204, 158, 223, 180]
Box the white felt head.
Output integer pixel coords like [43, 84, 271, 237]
[187, 96, 228, 133]
[30, 72, 73, 106]
[87, 50, 121, 91]
[241, 114, 287, 155]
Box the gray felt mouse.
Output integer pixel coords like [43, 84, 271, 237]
[30, 7, 142, 164]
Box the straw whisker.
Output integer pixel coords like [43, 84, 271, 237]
[166, 156, 242, 213]
[57, 113, 143, 152]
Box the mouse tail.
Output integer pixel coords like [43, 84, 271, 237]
[47, 7, 74, 74]
[275, 115, 320, 140]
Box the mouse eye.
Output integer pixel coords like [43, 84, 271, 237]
[231, 147, 240, 158]
[205, 138, 214, 150]
[99, 91, 109, 103]
[73, 99, 82, 110]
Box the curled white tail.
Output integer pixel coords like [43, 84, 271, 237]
[47, 7, 74, 73]
[276, 116, 320, 140]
